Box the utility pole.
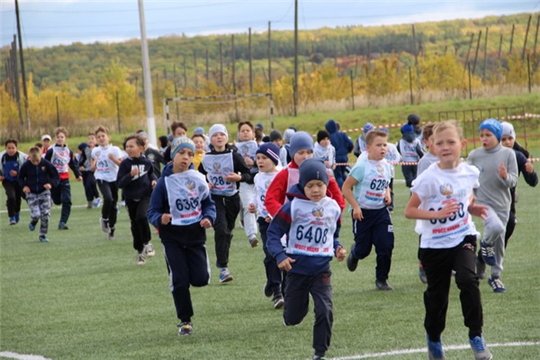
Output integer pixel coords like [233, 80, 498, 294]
[293, 0, 298, 116]
[15, 0, 29, 130]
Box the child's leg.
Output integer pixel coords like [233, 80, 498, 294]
[372, 210, 395, 282]
[213, 195, 233, 268]
[58, 179, 72, 224]
[2, 180, 18, 218]
[420, 247, 454, 341]
[452, 235, 483, 339]
[97, 180, 113, 220]
[126, 199, 145, 253]
[258, 218, 282, 294]
[26, 193, 40, 224]
[107, 182, 119, 229]
[239, 183, 258, 241]
[310, 272, 333, 358]
[38, 192, 52, 236]
[489, 209, 509, 279]
[481, 206, 505, 247]
[351, 214, 373, 260]
[282, 273, 309, 326]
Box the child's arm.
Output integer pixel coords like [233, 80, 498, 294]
[498, 152, 518, 188]
[147, 179, 168, 227]
[68, 150, 82, 180]
[342, 175, 363, 220]
[226, 152, 253, 184]
[404, 192, 460, 220]
[264, 169, 288, 217]
[266, 204, 294, 271]
[467, 196, 488, 220]
[116, 161, 133, 189]
[200, 192, 217, 226]
[48, 162, 60, 188]
[327, 177, 346, 210]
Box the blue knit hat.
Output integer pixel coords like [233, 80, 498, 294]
[289, 131, 313, 159]
[193, 127, 205, 135]
[363, 122, 375, 134]
[170, 136, 195, 159]
[283, 129, 296, 143]
[299, 158, 329, 189]
[256, 142, 280, 165]
[401, 124, 414, 134]
[479, 119, 502, 141]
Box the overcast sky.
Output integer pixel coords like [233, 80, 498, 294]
[1, 0, 539, 48]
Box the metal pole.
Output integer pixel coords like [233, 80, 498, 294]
[15, 0, 29, 130]
[293, 0, 298, 116]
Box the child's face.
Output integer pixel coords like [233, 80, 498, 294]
[273, 139, 283, 147]
[5, 142, 17, 156]
[256, 153, 276, 172]
[211, 132, 228, 149]
[173, 127, 187, 138]
[303, 180, 327, 202]
[87, 135, 96, 146]
[192, 136, 205, 151]
[41, 139, 51, 148]
[173, 148, 194, 172]
[319, 138, 330, 147]
[501, 135, 515, 149]
[433, 128, 465, 167]
[238, 125, 254, 142]
[423, 135, 434, 152]
[96, 131, 109, 146]
[479, 129, 499, 150]
[30, 152, 41, 164]
[366, 136, 387, 161]
[55, 132, 67, 145]
[293, 149, 313, 166]
[125, 139, 144, 158]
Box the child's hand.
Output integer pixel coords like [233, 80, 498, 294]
[161, 213, 172, 225]
[9, 170, 18, 177]
[244, 157, 255, 166]
[248, 203, 256, 213]
[151, 180, 157, 188]
[108, 153, 116, 161]
[468, 197, 488, 220]
[224, 172, 241, 182]
[384, 193, 391, 205]
[130, 166, 139, 177]
[498, 163, 507, 179]
[264, 215, 272, 223]
[278, 257, 295, 271]
[324, 160, 330, 167]
[200, 218, 212, 228]
[76, 176, 83, 181]
[525, 161, 534, 174]
[23, 186, 30, 193]
[43, 183, 52, 190]
[336, 246, 347, 261]
[0, 175, 4, 181]
[352, 206, 364, 221]
[436, 200, 460, 220]
[208, 182, 215, 190]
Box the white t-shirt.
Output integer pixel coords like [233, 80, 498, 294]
[411, 162, 480, 249]
[252, 171, 279, 218]
[92, 145, 124, 182]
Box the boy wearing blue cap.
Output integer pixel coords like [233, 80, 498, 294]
[266, 158, 346, 360]
[147, 136, 216, 336]
[397, 123, 424, 187]
[468, 119, 518, 293]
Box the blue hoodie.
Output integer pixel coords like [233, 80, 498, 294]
[147, 163, 216, 245]
[265, 183, 342, 276]
[325, 119, 353, 163]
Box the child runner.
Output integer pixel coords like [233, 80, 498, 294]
[266, 158, 346, 360]
[468, 119, 518, 293]
[247, 142, 283, 308]
[91, 126, 124, 239]
[163, 121, 188, 163]
[78, 139, 101, 209]
[197, 124, 252, 283]
[18, 146, 59, 242]
[40, 134, 52, 157]
[235, 121, 260, 247]
[0, 139, 27, 225]
[313, 130, 336, 176]
[500, 121, 538, 248]
[397, 123, 424, 188]
[191, 133, 206, 171]
[342, 129, 395, 290]
[404, 120, 493, 360]
[117, 135, 158, 265]
[147, 136, 216, 336]
[44, 127, 82, 230]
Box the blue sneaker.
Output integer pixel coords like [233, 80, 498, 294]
[488, 276, 506, 293]
[39, 236, 50, 243]
[480, 241, 497, 266]
[469, 336, 493, 360]
[15, 213, 20, 223]
[9, 216, 17, 225]
[427, 335, 446, 359]
[93, 197, 101, 208]
[29, 221, 37, 231]
[58, 222, 69, 230]
[219, 268, 233, 283]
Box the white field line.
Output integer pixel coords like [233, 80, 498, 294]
[0, 352, 52, 360]
[327, 341, 540, 360]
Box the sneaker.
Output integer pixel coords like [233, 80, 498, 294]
[427, 336, 446, 360]
[272, 292, 284, 309]
[87, 201, 93, 209]
[249, 236, 259, 248]
[9, 216, 16, 225]
[93, 197, 102, 208]
[469, 336, 493, 360]
[219, 268, 233, 283]
[263, 283, 273, 298]
[178, 322, 193, 336]
[346, 251, 359, 272]
[419, 263, 428, 284]
[375, 279, 393, 291]
[313, 355, 326, 360]
[137, 253, 146, 266]
[29, 220, 37, 231]
[144, 243, 155, 257]
[108, 228, 116, 240]
[488, 276, 506, 293]
[15, 213, 20, 223]
[100, 218, 110, 233]
[480, 242, 497, 266]
[476, 257, 486, 280]
[39, 236, 50, 243]
[58, 222, 69, 230]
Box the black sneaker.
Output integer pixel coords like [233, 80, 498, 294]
[178, 322, 193, 336]
[375, 279, 393, 291]
[263, 283, 273, 298]
[272, 292, 284, 309]
[108, 228, 115, 240]
[346, 251, 359, 272]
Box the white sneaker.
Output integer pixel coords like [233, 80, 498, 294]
[144, 243, 155, 257]
[137, 253, 146, 265]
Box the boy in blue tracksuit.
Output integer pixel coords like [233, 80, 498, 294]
[147, 136, 216, 336]
[0, 139, 27, 225]
[325, 119, 353, 188]
[266, 158, 346, 360]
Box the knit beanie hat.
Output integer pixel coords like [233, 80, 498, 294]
[501, 121, 515, 139]
[283, 128, 296, 143]
[316, 130, 330, 143]
[208, 124, 228, 141]
[170, 136, 195, 159]
[289, 131, 313, 159]
[193, 127, 205, 135]
[269, 130, 282, 142]
[363, 122, 375, 134]
[407, 114, 420, 125]
[479, 119, 502, 141]
[256, 123, 264, 130]
[299, 158, 329, 189]
[256, 142, 280, 165]
[401, 124, 414, 134]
